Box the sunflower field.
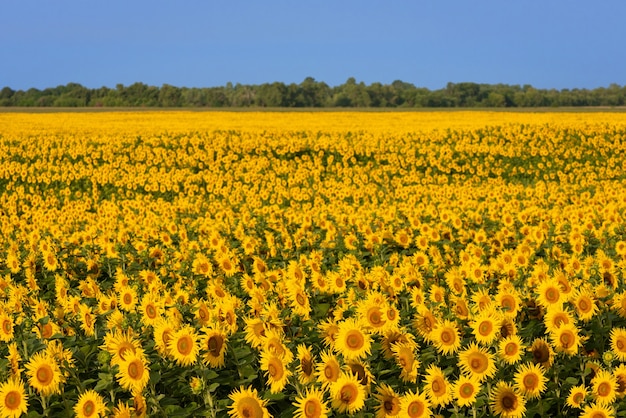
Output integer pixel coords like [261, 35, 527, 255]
[2, 110, 626, 418]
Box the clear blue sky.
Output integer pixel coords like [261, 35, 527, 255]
[1, 1, 624, 91]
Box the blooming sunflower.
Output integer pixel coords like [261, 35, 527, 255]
[572, 289, 598, 322]
[579, 402, 615, 418]
[550, 322, 581, 356]
[398, 388, 431, 418]
[293, 387, 329, 418]
[0, 312, 14, 343]
[610, 328, 626, 361]
[452, 375, 481, 408]
[25, 352, 64, 396]
[0, 378, 28, 418]
[334, 318, 372, 361]
[458, 342, 497, 382]
[139, 295, 163, 327]
[102, 330, 143, 367]
[228, 386, 270, 418]
[167, 325, 199, 366]
[490, 381, 526, 418]
[392, 342, 419, 384]
[152, 318, 176, 356]
[513, 362, 547, 399]
[200, 327, 228, 368]
[535, 277, 563, 308]
[543, 305, 575, 334]
[470, 308, 500, 346]
[330, 373, 366, 414]
[316, 350, 342, 389]
[117, 285, 138, 312]
[244, 317, 267, 349]
[260, 351, 291, 394]
[74, 389, 107, 418]
[431, 319, 461, 355]
[295, 344, 316, 384]
[357, 300, 388, 334]
[529, 338, 554, 369]
[566, 384, 588, 409]
[591, 369, 617, 405]
[373, 383, 401, 418]
[613, 364, 626, 399]
[116, 352, 150, 394]
[423, 364, 452, 407]
[498, 335, 525, 365]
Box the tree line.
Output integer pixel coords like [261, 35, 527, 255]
[1, 78, 625, 108]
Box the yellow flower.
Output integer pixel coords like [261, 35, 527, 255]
[398, 388, 431, 418]
[74, 389, 107, 418]
[116, 352, 150, 394]
[25, 352, 64, 397]
[228, 386, 270, 418]
[572, 289, 598, 322]
[529, 338, 554, 369]
[167, 325, 199, 366]
[535, 277, 563, 308]
[293, 387, 329, 418]
[431, 319, 461, 355]
[330, 373, 366, 414]
[610, 328, 626, 361]
[295, 344, 315, 385]
[550, 322, 581, 356]
[373, 383, 401, 418]
[498, 335, 525, 365]
[513, 362, 547, 399]
[566, 384, 588, 409]
[392, 342, 419, 384]
[458, 342, 497, 382]
[591, 369, 617, 405]
[452, 375, 480, 408]
[200, 327, 228, 368]
[334, 318, 371, 361]
[470, 308, 500, 346]
[0, 378, 28, 418]
[316, 350, 342, 389]
[579, 402, 615, 418]
[0, 312, 14, 343]
[489, 381, 526, 418]
[260, 351, 290, 394]
[423, 364, 452, 407]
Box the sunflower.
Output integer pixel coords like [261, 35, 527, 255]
[139, 295, 163, 327]
[200, 327, 228, 368]
[498, 335, 525, 365]
[0, 378, 28, 418]
[573, 289, 598, 322]
[610, 328, 626, 361]
[611, 291, 626, 318]
[0, 312, 14, 342]
[543, 306, 575, 333]
[381, 329, 417, 360]
[117, 286, 138, 313]
[345, 359, 375, 392]
[244, 317, 267, 349]
[74, 389, 107, 418]
[423, 364, 452, 407]
[262, 328, 293, 363]
[565, 384, 588, 409]
[398, 388, 431, 418]
[260, 351, 291, 394]
[490, 381, 526, 418]
[458, 342, 497, 382]
[293, 387, 329, 418]
[513, 362, 547, 399]
[392, 342, 419, 383]
[495, 290, 522, 318]
[153, 318, 176, 356]
[373, 383, 401, 418]
[579, 402, 615, 418]
[102, 330, 144, 367]
[413, 307, 437, 341]
[470, 308, 500, 346]
[357, 300, 388, 334]
[316, 350, 342, 389]
[452, 375, 481, 408]
[167, 326, 199, 366]
[535, 278, 563, 308]
[550, 322, 581, 356]
[529, 338, 554, 369]
[614, 364, 626, 398]
[334, 318, 371, 361]
[295, 344, 316, 384]
[431, 319, 461, 355]
[228, 386, 270, 418]
[6, 343, 22, 379]
[116, 352, 150, 393]
[25, 352, 64, 396]
[591, 369, 617, 405]
[330, 373, 366, 414]
[111, 400, 134, 418]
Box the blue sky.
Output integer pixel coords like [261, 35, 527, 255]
[1, 1, 624, 90]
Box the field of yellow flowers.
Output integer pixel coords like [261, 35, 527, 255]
[2, 110, 626, 418]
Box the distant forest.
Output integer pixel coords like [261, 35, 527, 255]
[1, 78, 625, 108]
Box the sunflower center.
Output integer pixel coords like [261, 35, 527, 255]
[440, 329, 454, 344]
[346, 331, 364, 350]
[128, 360, 143, 379]
[36, 365, 54, 386]
[407, 400, 424, 417]
[304, 399, 321, 417]
[301, 357, 313, 376]
[578, 298, 590, 312]
[560, 331, 573, 348]
[479, 321, 492, 336]
[505, 342, 518, 355]
[177, 336, 193, 355]
[83, 400, 96, 416]
[340, 384, 357, 404]
[324, 364, 338, 381]
[368, 308, 384, 327]
[533, 344, 550, 363]
[617, 338, 626, 351]
[501, 393, 517, 410]
[146, 304, 157, 318]
[598, 382, 611, 397]
[460, 383, 474, 398]
[2, 319, 11, 334]
[545, 288, 559, 303]
[208, 335, 224, 356]
[4, 390, 21, 409]
[523, 374, 538, 389]
[572, 392, 584, 404]
[432, 378, 445, 396]
[470, 354, 488, 373]
[123, 293, 132, 305]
